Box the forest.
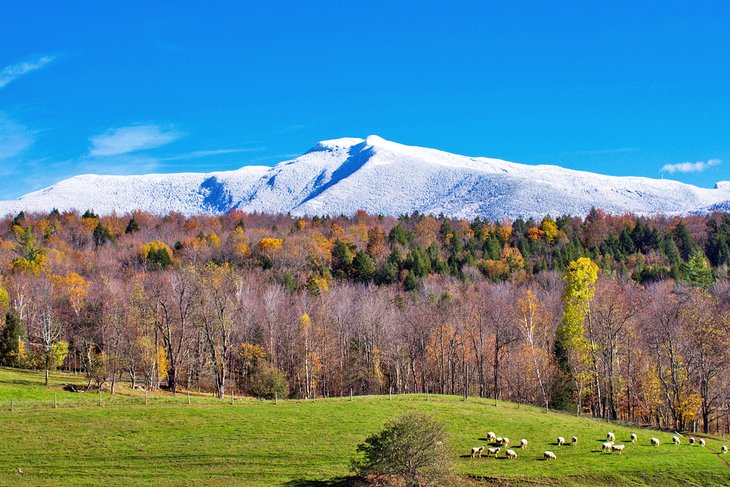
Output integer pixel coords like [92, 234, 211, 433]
[0, 207, 728, 436]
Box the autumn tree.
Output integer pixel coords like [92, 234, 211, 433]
[554, 257, 599, 412]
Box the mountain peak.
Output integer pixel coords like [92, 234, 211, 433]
[309, 137, 364, 153]
[1, 136, 730, 219]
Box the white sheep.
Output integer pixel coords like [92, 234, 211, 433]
[689, 437, 695, 445]
[487, 447, 500, 457]
[630, 433, 637, 443]
[571, 436, 578, 445]
[544, 451, 556, 460]
[505, 449, 517, 460]
[611, 444, 625, 454]
[557, 436, 565, 446]
[495, 437, 503, 445]
[672, 436, 680, 445]
[721, 445, 727, 454]
[651, 437, 660, 446]
[486, 432, 496, 442]
[607, 432, 616, 441]
[471, 446, 484, 458]
[501, 437, 510, 447]
[699, 439, 706, 447]
[520, 439, 528, 449]
[602, 441, 614, 453]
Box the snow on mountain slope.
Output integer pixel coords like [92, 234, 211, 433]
[0, 166, 269, 216]
[1, 135, 729, 220]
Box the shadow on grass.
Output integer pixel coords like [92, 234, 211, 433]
[283, 476, 362, 486]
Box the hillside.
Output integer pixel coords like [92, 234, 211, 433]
[0, 368, 728, 486]
[1, 136, 729, 220]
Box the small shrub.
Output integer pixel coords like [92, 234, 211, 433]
[352, 412, 455, 486]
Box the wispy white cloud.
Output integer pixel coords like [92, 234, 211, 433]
[0, 115, 33, 162]
[0, 55, 55, 90]
[661, 158, 721, 174]
[88, 124, 182, 157]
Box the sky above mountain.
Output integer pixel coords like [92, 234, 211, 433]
[0, 1, 729, 199]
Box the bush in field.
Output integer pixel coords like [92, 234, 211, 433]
[352, 412, 454, 486]
[249, 362, 289, 400]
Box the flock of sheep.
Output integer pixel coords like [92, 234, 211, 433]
[470, 430, 728, 461]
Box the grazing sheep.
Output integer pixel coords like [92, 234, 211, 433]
[486, 432, 496, 442]
[607, 432, 616, 441]
[651, 437, 660, 446]
[520, 438, 528, 449]
[602, 441, 614, 453]
[630, 433, 637, 443]
[505, 449, 517, 460]
[557, 436, 565, 446]
[699, 439, 706, 447]
[501, 437, 510, 447]
[721, 445, 727, 454]
[544, 451, 557, 461]
[672, 436, 680, 445]
[495, 437, 503, 445]
[611, 444, 625, 454]
[471, 446, 484, 458]
[571, 436, 578, 445]
[487, 447, 501, 457]
[689, 437, 695, 445]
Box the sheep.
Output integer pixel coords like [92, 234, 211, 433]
[721, 445, 727, 454]
[486, 432, 496, 442]
[699, 439, 706, 447]
[651, 437, 660, 446]
[544, 451, 557, 461]
[520, 438, 528, 449]
[557, 436, 565, 446]
[505, 449, 517, 460]
[486, 447, 501, 457]
[630, 433, 637, 443]
[471, 446, 484, 458]
[602, 441, 614, 453]
[672, 436, 680, 445]
[495, 437, 503, 445]
[571, 436, 578, 445]
[607, 432, 616, 441]
[689, 437, 695, 445]
[501, 437, 510, 447]
[611, 444, 625, 454]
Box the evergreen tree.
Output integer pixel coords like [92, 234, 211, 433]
[682, 250, 714, 286]
[671, 221, 697, 261]
[0, 311, 25, 367]
[353, 251, 376, 282]
[125, 215, 141, 234]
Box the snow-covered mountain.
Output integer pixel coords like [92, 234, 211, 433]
[1, 135, 729, 220]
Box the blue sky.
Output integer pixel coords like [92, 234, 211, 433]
[1, 1, 729, 199]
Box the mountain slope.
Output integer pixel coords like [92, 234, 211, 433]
[1, 135, 729, 219]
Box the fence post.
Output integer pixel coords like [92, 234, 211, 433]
[145, 387, 149, 406]
[98, 388, 102, 407]
[54, 393, 57, 409]
[231, 390, 235, 405]
[389, 386, 392, 400]
[275, 391, 278, 404]
[426, 385, 429, 401]
[350, 388, 353, 401]
[187, 389, 191, 405]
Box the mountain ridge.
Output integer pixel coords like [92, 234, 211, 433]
[1, 135, 728, 220]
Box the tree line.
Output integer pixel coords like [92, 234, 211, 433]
[0, 208, 728, 435]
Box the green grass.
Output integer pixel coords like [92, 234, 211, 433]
[0, 367, 728, 486]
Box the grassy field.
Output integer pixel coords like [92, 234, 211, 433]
[0, 367, 728, 486]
